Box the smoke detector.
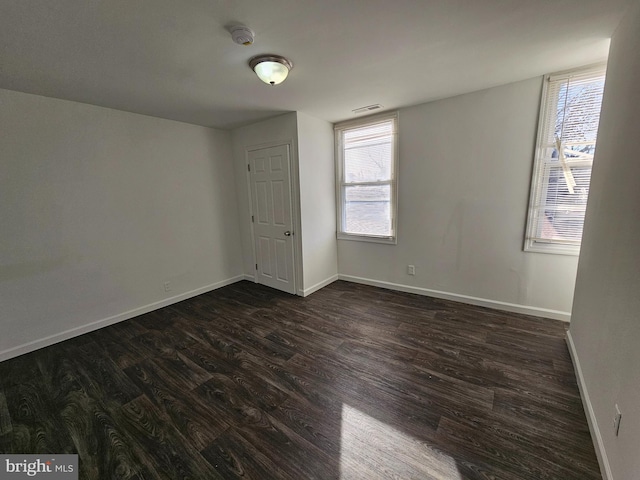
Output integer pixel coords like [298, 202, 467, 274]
[230, 25, 255, 46]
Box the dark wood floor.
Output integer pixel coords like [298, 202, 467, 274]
[0, 280, 600, 479]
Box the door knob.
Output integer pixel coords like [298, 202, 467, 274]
[284, 231, 292, 236]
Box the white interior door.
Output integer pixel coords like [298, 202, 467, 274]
[249, 144, 296, 294]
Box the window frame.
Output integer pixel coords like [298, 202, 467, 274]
[524, 64, 606, 256]
[335, 112, 399, 244]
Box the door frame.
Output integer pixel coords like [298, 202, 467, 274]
[245, 139, 303, 296]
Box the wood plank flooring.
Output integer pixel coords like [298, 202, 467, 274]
[0, 280, 601, 479]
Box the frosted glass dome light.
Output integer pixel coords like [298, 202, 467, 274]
[249, 55, 293, 85]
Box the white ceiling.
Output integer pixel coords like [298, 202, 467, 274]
[0, 0, 633, 129]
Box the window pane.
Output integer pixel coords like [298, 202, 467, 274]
[344, 122, 393, 183]
[538, 165, 592, 242]
[556, 76, 604, 144]
[344, 185, 391, 236]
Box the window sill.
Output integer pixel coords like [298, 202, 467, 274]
[524, 241, 580, 256]
[337, 232, 397, 245]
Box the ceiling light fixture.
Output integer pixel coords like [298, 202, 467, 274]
[249, 55, 293, 86]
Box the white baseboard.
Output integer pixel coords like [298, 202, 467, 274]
[243, 273, 256, 281]
[0, 275, 245, 363]
[566, 331, 612, 480]
[337, 274, 571, 321]
[302, 274, 339, 297]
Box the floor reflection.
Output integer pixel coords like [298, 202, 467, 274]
[340, 403, 462, 479]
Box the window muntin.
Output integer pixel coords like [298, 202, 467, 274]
[335, 114, 398, 243]
[525, 65, 606, 254]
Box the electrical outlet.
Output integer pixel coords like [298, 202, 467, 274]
[613, 404, 622, 436]
[407, 265, 416, 276]
[163, 281, 171, 292]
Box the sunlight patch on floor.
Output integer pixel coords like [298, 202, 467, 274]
[339, 403, 462, 479]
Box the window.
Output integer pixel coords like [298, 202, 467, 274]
[525, 65, 606, 255]
[335, 113, 398, 243]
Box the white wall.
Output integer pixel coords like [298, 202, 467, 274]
[296, 112, 338, 295]
[230, 112, 338, 296]
[230, 113, 303, 288]
[568, 3, 640, 479]
[0, 89, 243, 360]
[338, 78, 579, 318]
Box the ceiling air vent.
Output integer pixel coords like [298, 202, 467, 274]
[352, 104, 383, 114]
